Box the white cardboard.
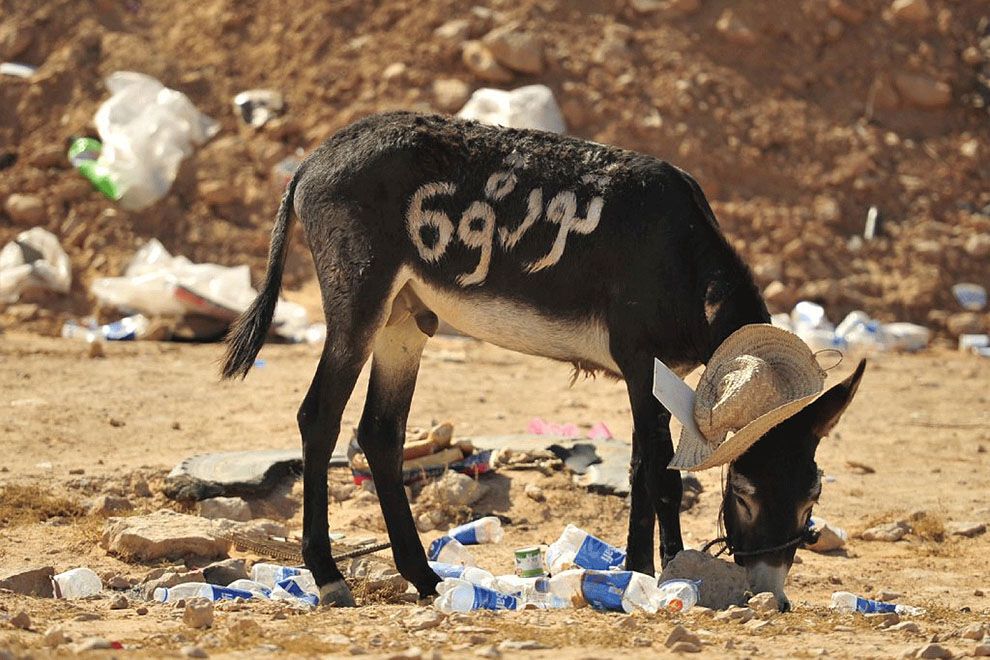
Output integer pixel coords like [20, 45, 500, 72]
[652, 358, 704, 439]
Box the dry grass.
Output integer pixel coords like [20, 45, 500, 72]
[0, 484, 85, 526]
[910, 512, 946, 542]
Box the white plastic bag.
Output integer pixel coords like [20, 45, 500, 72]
[0, 227, 71, 302]
[94, 72, 219, 210]
[457, 84, 566, 134]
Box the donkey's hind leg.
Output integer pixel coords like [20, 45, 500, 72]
[356, 305, 440, 597]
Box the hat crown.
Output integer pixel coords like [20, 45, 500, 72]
[695, 355, 789, 441]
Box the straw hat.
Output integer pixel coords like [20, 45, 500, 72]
[667, 324, 828, 471]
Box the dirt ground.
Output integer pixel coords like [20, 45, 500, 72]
[1, 331, 988, 658]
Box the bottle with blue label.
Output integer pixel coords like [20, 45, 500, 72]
[429, 561, 495, 588]
[434, 578, 521, 613]
[250, 563, 309, 588]
[538, 569, 679, 613]
[830, 591, 925, 615]
[270, 575, 320, 608]
[428, 536, 478, 566]
[448, 517, 504, 545]
[153, 582, 255, 603]
[545, 524, 626, 573]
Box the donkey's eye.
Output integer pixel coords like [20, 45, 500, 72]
[735, 495, 752, 516]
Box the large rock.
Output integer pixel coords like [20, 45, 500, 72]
[202, 558, 248, 585]
[418, 471, 487, 507]
[197, 497, 252, 522]
[893, 72, 951, 109]
[4, 194, 46, 226]
[658, 550, 749, 610]
[481, 23, 544, 75]
[102, 510, 230, 561]
[0, 566, 54, 597]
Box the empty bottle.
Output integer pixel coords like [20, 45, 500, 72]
[492, 575, 569, 609]
[52, 567, 102, 599]
[153, 582, 255, 603]
[830, 591, 925, 615]
[250, 563, 309, 588]
[428, 536, 478, 566]
[448, 516, 504, 545]
[537, 568, 662, 613]
[270, 575, 319, 607]
[434, 578, 520, 613]
[429, 561, 495, 588]
[546, 525, 626, 572]
[226, 579, 272, 598]
[655, 579, 701, 613]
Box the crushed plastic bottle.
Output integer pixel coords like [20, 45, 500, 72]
[52, 567, 102, 599]
[655, 579, 701, 613]
[270, 575, 319, 608]
[250, 563, 309, 588]
[448, 516, 504, 545]
[538, 569, 663, 613]
[545, 524, 626, 572]
[226, 579, 272, 598]
[429, 561, 495, 588]
[153, 582, 255, 603]
[830, 591, 925, 615]
[434, 578, 521, 613]
[491, 575, 569, 609]
[62, 314, 149, 342]
[428, 536, 478, 566]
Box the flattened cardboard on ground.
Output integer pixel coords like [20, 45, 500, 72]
[164, 449, 309, 501]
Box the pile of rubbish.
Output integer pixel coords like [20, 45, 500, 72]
[773, 300, 932, 355]
[349, 422, 493, 486]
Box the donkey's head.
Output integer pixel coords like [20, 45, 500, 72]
[721, 359, 866, 611]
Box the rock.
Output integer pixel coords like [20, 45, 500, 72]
[888, 621, 921, 633]
[715, 606, 755, 623]
[199, 181, 237, 206]
[0, 23, 32, 59]
[668, 0, 702, 14]
[432, 79, 471, 112]
[975, 643, 990, 657]
[88, 341, 106, 359]
[868, 73, 901, 111]
[890, 0, 930, 23]
[142, 569, 205, 599]
[744, 619, 771, 631]
[524, 483, 546, 502]
[181, 646, 208, 658]
[866, 611, 900, 628]
[892, 72, 951, 109]
[665, 625, 701, 648]
[747, 592, 778, 614]
[763, 281, 790, 309]
[418, 471, 487, 507]
[462, 41, 513, 83]
[202, 558, 248, 586]
[715, 10, 757, 46]
[659, 550, 749, 610]
[88, 495, 134, 516]
[0, 565, 54, 597]
[875, 590, 902, 601]
[961, 623, 987, 640]
[965, 234, 990, 258]
[498, 640, 546, 651]
[947, 521, 986, 538]
[198, 497, 253, 522]
[184, 598, 214, 629]
[434, 19, 472, 41]
[404, 609, 445, 631]
[475, 646, 501, 658]
[43, 625, 67, 648]
[861, 521, 909, 542]
[102, 510, 230, 561]
[946, 313, 985, 337]
[387, 648, 423, 660]
[346, 556, 409, 592]
[73, 637, 112, 653]
[4, 194, 46, 226]
[109, 594, 129, 610]
[827, 0, 866, 25]
[481, 23, 544, 75]
[917, 643, 951, 659]
[29, 146, 67, 169]
[136, 606, 149, 615]
[9, 610, 30, 630]
[670, 641, 702, 653]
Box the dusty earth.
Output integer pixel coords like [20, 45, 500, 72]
[1, 332, 989, 658]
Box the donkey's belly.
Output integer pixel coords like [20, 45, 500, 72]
[404, 275, 620, 374]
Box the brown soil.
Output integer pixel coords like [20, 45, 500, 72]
[1, 335, 989, 658]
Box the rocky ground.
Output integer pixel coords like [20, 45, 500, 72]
[1, 0, 989, 338]
[1, 334, 989, 658]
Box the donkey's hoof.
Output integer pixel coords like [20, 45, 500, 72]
[319, 580, 356, 607]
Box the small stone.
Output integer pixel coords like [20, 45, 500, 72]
[418, 471, 487, 507]
[434, 19, 471, 41]
[73, 637, 112, 652]
[475, 646, 501, 658]
[961, 623, 987, 640]
[670, 641, 702, 653]
[198, 496, 253, 522]
[43, 625, 67, 648]
[946, 313, 985, 337]
[744, 619, 771, 631]
[88, 494, 134, 516]
[432, 79, 471, 113]
[0, 565, 55, 597]
[87, 341, 106, 359]
[29, 145, 67, 169]
[199, 181, 237, 207]
[182, 646, 208, 658]
[183, 598, 214, 629]
[10, 610, 30, 630]
[524, 483, 545, 502]
[405, 609, 445, 631]
[462, 41, 513, 83]
[665, 625, 701, 648]
[715, 606, 755, 624]
[888, 621, 921, 633]
[109, 594, 129, 610]
[4, 194, 46, 226]
[136, 606, 149, 615]
[715, 9, 758, 46]
[890, 0, 931, 24]
[747, 592, 778, 614]
[866, 611, 900, 628]
[74, 612, 101, 622]
[827, 0, 866, 25]
[875, 590, 902, 602]
[861, 521, 909, 542]
[964, 234, 990, 257]
[763, 281, 790, 309]
[892, 72, 951, 109]
[498, 640, 546, 651]
[0, 23, 32, 59]
[947, 522, 986, 538]
[917, 643, 951, 659]
[481, 23, 544, 75]
[974, 643, 990, 657]
[387, 647, 423, 660]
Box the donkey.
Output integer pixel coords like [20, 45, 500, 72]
[222, 112, 865, 611]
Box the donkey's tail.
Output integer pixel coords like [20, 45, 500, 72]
[221, 170, 303, 380]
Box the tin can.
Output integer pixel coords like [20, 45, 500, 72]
[514, 546, 546, 578]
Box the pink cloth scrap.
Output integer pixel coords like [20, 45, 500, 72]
[527, 418, 613, 440]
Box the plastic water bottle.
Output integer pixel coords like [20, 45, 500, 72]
[656, 579, 701, 613]
[250, 563, 309, 588]
[52, 567, 102, 599]
[428, 536, 478, 566]
[153, 582, 255, 603]
[226, 579, 272, 598]
[270, 575, 319, 607]
[546, 525, 626, 572]
[492, 575, 569, 609]
[429, 561, 495, 588]
[449, 516, 504, 545]
[537, 569, 661, 613]
[830, 591, 925, 615]
[434, 578, 521, 613]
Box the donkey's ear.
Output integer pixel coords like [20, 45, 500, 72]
[805, 359, 867, 438]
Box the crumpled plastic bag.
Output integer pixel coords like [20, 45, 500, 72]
[0, 227, 72, 303]
[91, 239, 309, 340]
[93, 71, 219, 210]
[457, 84, 566, 133]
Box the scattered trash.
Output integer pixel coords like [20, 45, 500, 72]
[457, 84, 566, 133]
[806, 516, 848, 553]
[864, 205, 881, 240]
[545, 524, 626, 573]
[528, 418, 613, 440]
[540, 569, 688, 613]
[62, 315, 150, 342]
[952, 283, 987, 311]
[154, 582, 255, 603]
[0, 227, 71, 303]
[164, 449, 303, 501]
[233, 89, 284, 127]
[830, 591, 925, 615]
[428, 536, 478, 566]
[67, 137, 118, 200]
[0, 62, 36, 78]
[958, 334, 989, 354]
[434, 578, 521, 612]
[658, 550, 749, 610]
[783, 301, 930, 354]
[52, 567, 102, 599]
[429, 561, 496, 588]
[250, 562, 307, 588]
[448, 516, 504, 545]
[513, 546, 547, 578]
[656, 579, 702, 613]
[84, 72, 219, 210]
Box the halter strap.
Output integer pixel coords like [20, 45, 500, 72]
[702, 526, 821, 559]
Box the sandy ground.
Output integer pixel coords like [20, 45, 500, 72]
[1, 332, 989, 658]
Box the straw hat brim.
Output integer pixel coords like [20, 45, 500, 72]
[668, 389, 824, 471]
